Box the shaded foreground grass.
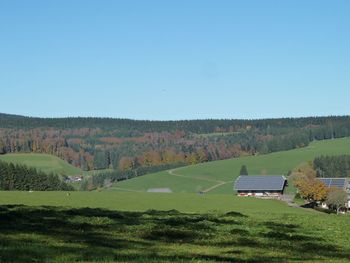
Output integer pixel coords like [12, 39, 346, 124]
[0, 205, 349, 262]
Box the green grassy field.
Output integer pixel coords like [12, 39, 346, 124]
[0, 192, 349, 262]
[0, 153, 82, 176]
[0, 191, 304, 214]
[111, 137, 350, 194]
[1, 139, 350, 262]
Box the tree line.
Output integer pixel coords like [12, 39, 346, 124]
[1, 113, 350, 133]
[0, 161, 74, 191]
[314, 155, 350, 178]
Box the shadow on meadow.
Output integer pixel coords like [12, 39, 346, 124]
[0, 205, 349, 262]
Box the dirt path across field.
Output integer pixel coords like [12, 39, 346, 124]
[167, 168, 233, 193]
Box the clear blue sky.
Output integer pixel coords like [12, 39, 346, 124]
[0, 0, 349, 120]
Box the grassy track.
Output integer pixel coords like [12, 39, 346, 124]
[111, 137, 350, 194]
[0, 153, 82, 175]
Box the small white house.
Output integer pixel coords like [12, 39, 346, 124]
[317, 178, 350, 211]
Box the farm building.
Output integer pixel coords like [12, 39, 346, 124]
[317, 178, 350, 209]
[65, 176, 82, 183]
[234, 175, 287, 197]
[147, 188, 172, 193]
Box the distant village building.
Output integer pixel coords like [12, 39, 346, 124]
[65, 176, 83, 183]
[234, 175, 287, 198]
[317, 178, 350, 210]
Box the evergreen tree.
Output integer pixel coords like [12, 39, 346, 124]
[0, 161, 74, 191]
[239, 165, 248, 176]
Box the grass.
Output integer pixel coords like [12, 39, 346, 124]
[0, 191, 305, 214]
[0, 153, 82, 176]
[1, 138, 350, 262]
[0, 201, 349, 262]
[1, 139, 350, 261]
[111, 137, 350, 194]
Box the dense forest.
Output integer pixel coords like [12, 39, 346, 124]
[0, 161, 74, 191]
[314, 155, 350, 178]
[1, 113, 350, 173]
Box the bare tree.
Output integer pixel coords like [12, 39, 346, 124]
[326, 188, 348, 214]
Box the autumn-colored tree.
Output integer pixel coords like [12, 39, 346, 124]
[186, 152, 200, 165]
[119, 157, 134, 171]
[291, 163, 329, 203]
[142, 151, 161, 166]
[0, 140, 4, 154]
[196, 148, 208, 163]
[161, 149, 177, 164]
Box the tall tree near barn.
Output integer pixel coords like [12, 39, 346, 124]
[239, 165, 248, 176]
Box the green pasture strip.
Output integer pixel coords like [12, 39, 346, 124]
[0, 153, 82, 176]
[0, 191, 307, 215]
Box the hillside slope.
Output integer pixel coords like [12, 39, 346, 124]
[2, 113, 350, 173]
[110, 137, 350, 194]
[0, 153, 82, 176]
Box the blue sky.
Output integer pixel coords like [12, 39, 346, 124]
[0, 0, 349, 120]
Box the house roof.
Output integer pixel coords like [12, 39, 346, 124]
[234, 175, 286, 191]
[317, 178, 347, 189]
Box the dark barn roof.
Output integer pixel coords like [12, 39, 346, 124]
[234, 176, 286, 191]
[317, 178, 347, 189]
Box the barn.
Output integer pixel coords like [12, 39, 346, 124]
[317, 178, 350, 209]
[234, 175, 287, 197]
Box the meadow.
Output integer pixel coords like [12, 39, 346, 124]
[0, 191, 303, 214]
[111, 137, 350, 194]
[1, 138, 350, 262]
[0, 192, 349, 262]
[0, 153, 82, 176]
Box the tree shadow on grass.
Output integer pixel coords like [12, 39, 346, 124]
[258, 221, 350, 261]
[0, 205, 349, 262]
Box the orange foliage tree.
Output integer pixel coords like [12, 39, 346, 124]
[119, 157, 134, 171]
[291, 163, 329, 203]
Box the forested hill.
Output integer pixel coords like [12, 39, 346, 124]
[1, 113, 350, 173]
[1, 113, 350, 133]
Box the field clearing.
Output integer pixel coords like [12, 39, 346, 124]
[0, 153, 82, 175]
[112, 137, 350, 194]
[108, 172, 217, 193]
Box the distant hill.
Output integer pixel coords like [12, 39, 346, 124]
[0, 153, 82, 176]
[1, 112, 350, 132]
[1, 112, 350, 174]
[110, 137, 350, 194]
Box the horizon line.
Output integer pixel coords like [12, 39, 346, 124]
[1, 112, 349, 122]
